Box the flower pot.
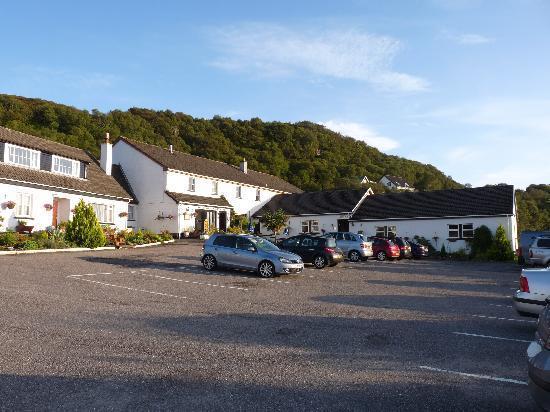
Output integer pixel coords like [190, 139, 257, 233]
[16, 225, 34, 234]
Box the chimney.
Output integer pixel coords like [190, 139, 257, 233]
[169, 144, 173, 154]
[240, 158, 247, 174]
[100, 132, 112, 176]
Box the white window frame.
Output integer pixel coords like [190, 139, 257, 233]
[301, 220, 319, 233]
[15, 192, 33, 218]
[256, 188, 261, 202]
[6, 143, 40, 169]
[52, 155, 80, 177]
[91, 203, 114, 224]
[188, 176, 196, 192]
[448, 223, 474, 239]
[375, 225, 397, 238]
[212, 181, 219, 195]
[236, 186, 242, 199]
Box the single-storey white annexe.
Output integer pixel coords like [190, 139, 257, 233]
[111, 137, 302, 236]
[350, 185, 518, 251]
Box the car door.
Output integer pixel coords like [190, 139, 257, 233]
[234, 237, 260, 270]
[336, 232, 349, 254]
[281, 236, 300, 255]
[212, 235, 236, 267]
[298, 236, 317, 263]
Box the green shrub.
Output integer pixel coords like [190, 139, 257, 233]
[159, 230, 173, 241]
[19, 240, 41, 250]
[440, 244, 447, 258]
[0, 231, 18, 248]
[470, 225, 493, 258]
[226, 226, 243, 234]
[488, 225, 515, 261]
[32, 230, 49, 242]
[65, 200, 106, 248]
[450, 248, 468, 260]
[39, 239, 70, 249]
[127, 230, 146, 245]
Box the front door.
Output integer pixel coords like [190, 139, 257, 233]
[337, 219, 350, 232]
[219, 211, 227, 232]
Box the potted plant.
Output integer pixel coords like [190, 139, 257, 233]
[4, 200, 15, 210]
[16, 220, 34, 234]
[44, 203, 53, 211]
[119, 212, 128, 218]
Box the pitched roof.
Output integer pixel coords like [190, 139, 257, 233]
[165, 191, 233, 208]
[112, 165, 139, 204]
[119, 137, 302, 194]
[0, 160, 132, 200]
[253, 189, 369, 217]
[383, 175, 411, 187]
[0, 126, 90, 162]
[352, 185, 514, 220]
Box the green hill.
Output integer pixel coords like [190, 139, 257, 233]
[0, 94, 461, 192]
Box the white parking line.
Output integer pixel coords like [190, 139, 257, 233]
[137, 272, 249, 291]
[472, 314, 536, 323]
[489, 304, 513, 308]
[69, 277, 187, 299]
[419, 366, 527, 385]
[452, 332, 531, 343]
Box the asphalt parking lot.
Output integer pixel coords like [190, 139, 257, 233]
[0, 242, 536, 410]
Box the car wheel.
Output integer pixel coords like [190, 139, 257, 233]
[349, 250, 361, 262]
[258, 261, 275, 278]
[313, 255, 327, 269]
[376, 251, 387, 261]
[202, 254, 217, 270]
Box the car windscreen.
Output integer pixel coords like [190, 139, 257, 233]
[325, 238, 337, 248]
[250, 237, 280, 251]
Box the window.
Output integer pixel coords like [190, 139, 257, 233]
[188, 177, 196, 192]
[52, 155, 80, 177]
[256, 189, 261, 202]
[345, 233, 358, 241]
[127, 205, 136, 221]
[15, 193, 33, 217]
[7, 144, 39, 169]
[537, 239, 550, 248]
[212, 181, 218, 195]
[213, 235, 236, 248]
[91, 203, 114, 224]
[375, 226, 397, 238]
[236, 186, 242, 199]
[282, 237, 300, 248]
[301, 237, 313, 247]
[336, 233, 345, 240]
[301, 220, 319, 233]
[448, 223, 474, 239]
[236, 237, 254, 251]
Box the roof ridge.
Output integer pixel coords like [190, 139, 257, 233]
[0, 125, 88, 155]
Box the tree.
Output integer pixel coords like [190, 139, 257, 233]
[487, 225, 515, 261]
[470, 225, 493, 258]
[65, 200, 106, 248]
[261, 209, 288, 240]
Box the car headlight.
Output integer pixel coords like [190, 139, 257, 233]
[279, 257, 292, 264]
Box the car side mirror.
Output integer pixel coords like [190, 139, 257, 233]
[248, 246, 257, 252]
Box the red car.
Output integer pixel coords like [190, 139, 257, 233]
[368, 237, 401, 261]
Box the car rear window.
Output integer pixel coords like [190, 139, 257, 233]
[538, 239, 550, 248]
[325, 238, 337, 248]
[213, 235, 235, 248]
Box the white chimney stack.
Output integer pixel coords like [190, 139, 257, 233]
[240, 158, 247, 174]
[100, 132, 112, 176]
[169, 144, 174, 154]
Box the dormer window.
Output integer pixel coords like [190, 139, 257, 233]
[236, 186, 242, 199]
[52, 155, 80, 177]
[6, 144, 40, 169]
[256, 189, 261, 201]
[189, 176, 196, 192]
[212, 181, 218, 195]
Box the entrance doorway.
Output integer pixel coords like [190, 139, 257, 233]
[53, 197, 71, 226]
[337, 219, 350, 232]
[219, 211, 227, 232]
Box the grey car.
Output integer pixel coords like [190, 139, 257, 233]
[324, 232, 373, 262]
[201, 234, 304, 278]
[527, 299, 550, 410]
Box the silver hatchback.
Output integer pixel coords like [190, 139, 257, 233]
[324, 232, 373, 262]
[201, 234, 304, 278]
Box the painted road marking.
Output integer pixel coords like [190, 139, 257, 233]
[179, 267, 293, 284]
[69, 277, 187, 299]
[419, 366, 527, 385]
[452, 332, 531, 343]
[472, 314, 536, 324]
[489, 304, 513, 308]
[137, 272, 249, 291]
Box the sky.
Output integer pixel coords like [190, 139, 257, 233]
[1, 0, 549, 189]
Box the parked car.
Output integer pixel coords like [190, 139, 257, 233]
[393, 237, 412, 259]
[367, 237, 401, 261]
[201, 234, 304, 278]
[517, 231, 550, 265]
[513, 267, 550, 317]
[527, 298, 550, 410]
[323, 232, 373, 262]
[279, 235, 344, 268]
[409, 241, 429, 259]
[529, 237, 550, 267]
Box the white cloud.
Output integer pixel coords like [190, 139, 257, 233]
[209, 24, 429, 92]
[454, 33, 494, 45]
[320, 120, 400, 151]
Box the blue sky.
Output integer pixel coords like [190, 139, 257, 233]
[1, 0, 549, 189]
